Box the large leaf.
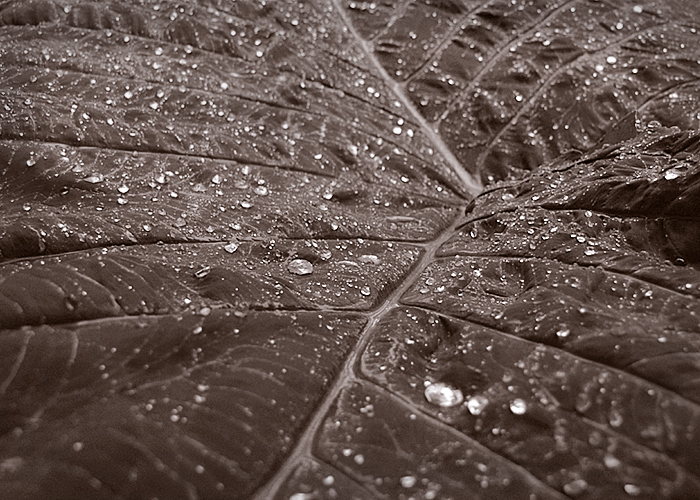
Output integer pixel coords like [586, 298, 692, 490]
[1, 1, 700, 499]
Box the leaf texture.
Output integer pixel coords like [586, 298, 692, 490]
[1, 1, 700, 500]
[348, 0, 700, 182]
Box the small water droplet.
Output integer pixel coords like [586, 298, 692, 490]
[564, 479, 588, 496]
[664, 169, 681, 180]
[424, 382, 464, 408]
[84, 173, 104, 183]
[253, 185, 268, 196]
[224, 241, 239, 253]
[556, 326, 571, 338]
[509, 398, 527, 415]
[194, 266, 212, 278]
[624, 484, 642, 497]
[118, 185, 129, 193]
[288, 259, 313, 275]
[400, 475, 416, 488]
[360, 286, 371, 296]
[358, 254, 379, 264]
[467, 395, 489, 415]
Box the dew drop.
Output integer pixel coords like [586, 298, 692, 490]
[624, 484, 642, 496]
[424, 382, 464, 408]
[400, 475, 417, 488]
[84, 173, 104, 183]
[288, 259, 313, 275]
[509, 398, 527, 415]
[664, 169, 681, 180]
[358, 254, 379, 264]
[564, 479, 588, 496]
[360, 286, 371, 296]
[467, 395, 489, 415]
[556, 326, 571, 338]
[224, 241, 239, 253]
[194, 266, 212, 278]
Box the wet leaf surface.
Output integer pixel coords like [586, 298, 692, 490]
[1, 1, 700, 499]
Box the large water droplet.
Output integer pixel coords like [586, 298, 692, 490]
[424, 382, 464, 408]
[288, 259, 313, 275]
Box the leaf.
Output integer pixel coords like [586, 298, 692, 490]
[1, 1, 700, 499]
[348, 0, 700, 182]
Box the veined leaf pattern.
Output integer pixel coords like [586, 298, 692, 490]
[349, 0, 700, 182]
[0, 1, 699, 499]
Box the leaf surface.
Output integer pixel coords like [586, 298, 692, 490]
[1, 1, 700, 499]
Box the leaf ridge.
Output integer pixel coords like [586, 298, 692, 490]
[250, 208, 468, 499]
[330, 0, 482, 196]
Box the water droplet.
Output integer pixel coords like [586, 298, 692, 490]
[117, 185, 129, 193]
[289, 494, 314, 500]
[353, 454, 364, 465]
[360, 286, 371, 296]
[400, 475, 417, 488]
[224, 241, 239, 253]
[26, 157, 37, 167]
[664, 169, 681, 180]
[392, 126, 402, 135]
[556, 326, 571, 338]
[609, 408, 623, 427]
[424, 382, 464, 408]
[509, 398, 527, 415]
[288, 259, 313, 275]
[467, 395, 489, 415]
[124, 90, 133, 99]
[606, 55, 617, 64]
[253, 185, 268, 196]
[564, 479, 588, 496]
[624, 484, 642, 496]
[358, 254, 379, 264]
[84, 173, 104, 183]
[194, 266, 212, 278]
